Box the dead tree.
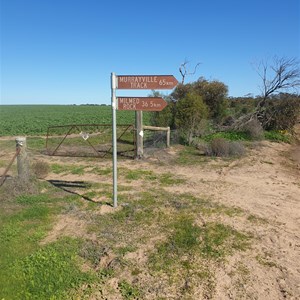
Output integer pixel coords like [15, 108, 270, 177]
[256, 57, 300, 108]
[256, 57, 300, 127]
[233, 56, 300, 130]
[179, 60, 201, 84]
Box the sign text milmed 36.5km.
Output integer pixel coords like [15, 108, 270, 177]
[117, 75, 178, 89]
[117, 97, 167, 111]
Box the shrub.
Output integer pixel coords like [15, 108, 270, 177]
[210, 138, 230, 157]
[194, 141, 211, 155]
[263, 95, 300, 131]
[32, 161, 50, 179]
[205, 138, 245, 157]
[242, 118, 264, 140]
[175, 93, 208, 145]
[228, 141, 245, 156]
[222, 115, 235, 126]
[151, 100, 176, 128]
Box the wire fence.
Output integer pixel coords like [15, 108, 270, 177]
[0, 146, 20, 187]
[45, 124, 136, 158]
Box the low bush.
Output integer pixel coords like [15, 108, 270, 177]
[228, 141, 246, 156]
[32, 161, 50, 179]
[242, 118, 264, 140]
[205, 138, 245, 157]
[210, 138, 230, 157]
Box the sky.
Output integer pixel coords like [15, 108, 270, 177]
[0, 0, 299, 105]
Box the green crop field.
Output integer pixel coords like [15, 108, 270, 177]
[0, 105, 151, 136]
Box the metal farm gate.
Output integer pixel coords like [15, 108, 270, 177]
[45, 124, 136, 158]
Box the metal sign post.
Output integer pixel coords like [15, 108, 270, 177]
[110, 73, 178, 208]
[111, 73, 118, 208]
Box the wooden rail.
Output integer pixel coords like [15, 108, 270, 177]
[143, 126, 170, 147]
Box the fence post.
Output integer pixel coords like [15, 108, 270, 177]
[16, 137, 29, 180]
[167, 127, 170, 147]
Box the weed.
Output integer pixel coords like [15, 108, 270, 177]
[247, 214, 268, 224]
[150, 219, 251, 273]
[50, 163, 66, 174]
[201, 203, 244, 217]
[71, 166, 86, 175]
[116, 245, 137, 256]
[118, 280, 141, 299]
[158, 173, 186, 186]
[149, 216, 201, 272]
[12, 238, 95, 299]
[256, 253, 278, 268]
[121, 168, 156, 181]
[79, 240, 107, 267]
[264, 130, 291, 143]
[199, 223, 250, 258]
[82, 190, 98, 199]
[50, 163, 86, 175]
[89, 166, 112, 176]
[16, 193, 58, 205]
[0, 222, 22, 242]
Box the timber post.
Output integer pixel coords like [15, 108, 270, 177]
[136, 111, 143, 158]
[16, 137, 29, 180]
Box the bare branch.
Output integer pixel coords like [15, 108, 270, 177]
[233, 56, 300, 131]
[258, 56, 300, 101]
[179, 60, 201, 84]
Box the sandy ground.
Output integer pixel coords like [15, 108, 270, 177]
[128, 135, 299, 299]
[172, 141, 300, 299]
[0, 127, 299, 299]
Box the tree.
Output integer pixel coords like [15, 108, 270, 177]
[193, 78, 228, 120]
[171, 77, 228, 121]
[255, 56, 300, 127]
[148, 91, 175, 128]
[233, 56, 300, 130]
[179, 60, 201, 84]
[175, 93, 208, 144]
[261, 93, 300, 131]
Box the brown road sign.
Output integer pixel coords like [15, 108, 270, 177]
[117, 97, 167, 111]
[117, 75, 178, 89]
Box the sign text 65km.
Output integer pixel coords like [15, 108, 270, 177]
[117, 75, 178, 90]
[117, 97, 167, 111]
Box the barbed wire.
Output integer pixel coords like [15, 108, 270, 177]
[0, 146, 21, 187]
